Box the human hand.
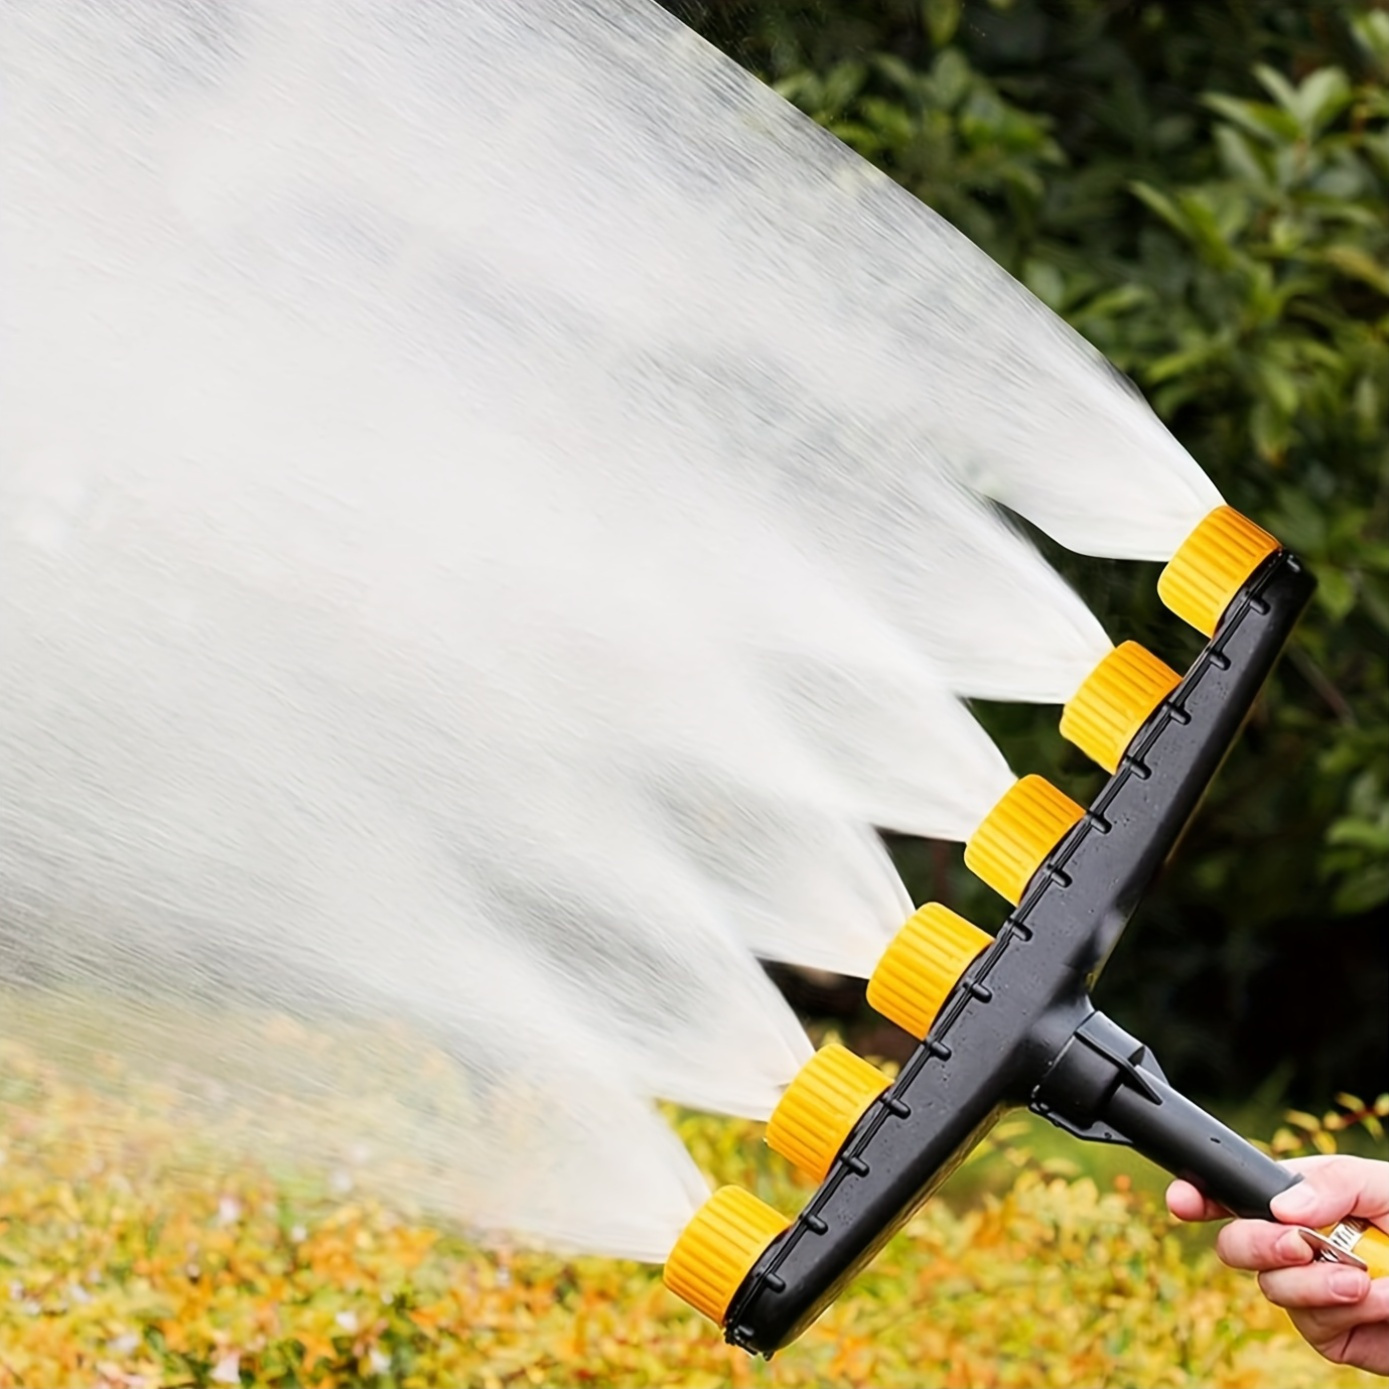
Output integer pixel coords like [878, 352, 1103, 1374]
[1167, 1154, 1389, 1375]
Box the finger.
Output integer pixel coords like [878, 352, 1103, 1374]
[1281, 1278, 1389, 1358]
[1310, 1319, 1389, 1376]
[1270, 1156, 1389, 1229]
[1257, 1262, 1371, 1310]
[1216, 1219, 1315, 1272]
[1166, 1179, 1227, 1224]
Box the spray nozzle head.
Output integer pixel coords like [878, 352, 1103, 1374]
[866, 904, 992, 1040]
[663, 1186, 788, 1325]
[1061, 642, 1182, 773]
[964, 775, 1085, 905]
[1159, 506, 1281, 636]
[765, 1044, 890, 1183]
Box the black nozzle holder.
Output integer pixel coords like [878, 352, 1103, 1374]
[725, 550, 1315, 1356]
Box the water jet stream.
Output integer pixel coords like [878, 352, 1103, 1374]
[1, 0, 1226, 1258]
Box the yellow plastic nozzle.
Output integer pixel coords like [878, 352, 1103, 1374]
[663, 1186, 788, 1325]
[965, 775, 1085, 905]
[1061, 642, 1182, 773]
[1300, 1218, 1389, 1279]
[1158, 506, 1281, 636]
[766, 1043, 890, 1181]
[867, 903, 992, 1038]
[1326, 1221, 1389, 1279]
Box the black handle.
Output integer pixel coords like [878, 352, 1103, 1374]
[1099, 1073, 1296, 1220]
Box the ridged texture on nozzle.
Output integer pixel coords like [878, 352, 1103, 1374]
[766, 1043, 890, 1181]
[965, 775, 1084, 905]
[1061, 642, 1182, 772]
[1158, 506, 1281, 636]
[663, 1187, 788, 1325]
[867, 903, 992, 1039]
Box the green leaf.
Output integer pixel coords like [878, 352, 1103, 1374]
[1146, 341, 1225, 385]
[771, 73, 817, 107]
[1023, 258, 1066, 309]
[1293, 67, 1353, 137]
[859, 97, 916, 146]
[1319, 245, 1389, 296]
[1214, 125, 1269, 187]
[1250, 398, 1292, 460]
[825, 120, 882, 157]
[1203, 93, 1299, 146]
[1256, 359, 1299, 415]
[1151, 187, 1244, 266]
[929, 47, 972, 109]
[871, 53, 917, 94]
[820, 59, 867, 116]
[923, 0, 962, 48]
[1075, 284, 1152, 319]
[1315, 568, 1358, 623]
[1129, 180, 1190, 237]
[1332, 862, 1389, 914]
[1253, 63, 1302, 119]
[1352, 12, 1389, 76]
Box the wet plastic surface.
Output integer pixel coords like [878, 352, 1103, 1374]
[726, 552, 1316, 1355]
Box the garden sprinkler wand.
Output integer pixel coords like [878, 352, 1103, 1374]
[663, 507, 1389, 1354]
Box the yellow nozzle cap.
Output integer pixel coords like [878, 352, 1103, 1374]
[965, 775, 1085, 905]
[766, 1043, 890, 1181]
[867, 903, 992, 1038]
[1061, 642, 1182, 773]
[663, 1186, 788, 1325]
[1158, 506, 1281, 636]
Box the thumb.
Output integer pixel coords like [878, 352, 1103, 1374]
[1269, 1156, 1389, 1228]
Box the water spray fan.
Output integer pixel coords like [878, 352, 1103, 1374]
[663, 505, 1389, 1352]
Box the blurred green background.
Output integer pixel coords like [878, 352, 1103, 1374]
[665, 0, 1389, 1103]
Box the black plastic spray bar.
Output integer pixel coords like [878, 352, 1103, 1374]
[662, 507, 1389, 1353]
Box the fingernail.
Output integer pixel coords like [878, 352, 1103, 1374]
[1271, 1184, 1316, 1218]
[1329, 1268, 1369, 1301]
[1277, 1230, 1309, 1261]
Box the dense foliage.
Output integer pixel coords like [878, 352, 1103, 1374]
[1, 1045, 1383, 1389]
[669, 0, 1389, 1101]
